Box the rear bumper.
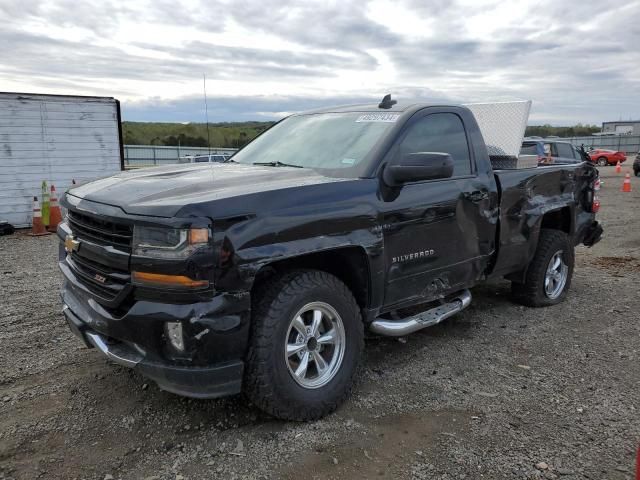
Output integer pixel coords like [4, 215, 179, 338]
[582, 220, 603, 247]
[63, 303, 244, 398]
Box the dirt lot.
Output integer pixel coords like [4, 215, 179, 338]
[1, 166, 639, 480]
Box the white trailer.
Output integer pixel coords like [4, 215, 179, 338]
[0, 92, 123, 228]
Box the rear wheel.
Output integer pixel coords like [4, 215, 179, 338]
[245, 270, 363, 421]
[512, 229, 574, 307]
[597, 157, 608, 166]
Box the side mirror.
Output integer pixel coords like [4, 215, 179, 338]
[383, 152, 454, 187]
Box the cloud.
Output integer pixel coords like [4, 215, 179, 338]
[134, 40, 378, 73]
[0, 0, 639, 125]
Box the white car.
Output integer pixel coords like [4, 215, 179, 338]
[188, 154, 231, 163]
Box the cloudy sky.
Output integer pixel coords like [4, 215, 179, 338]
[1, 0, 639, 124]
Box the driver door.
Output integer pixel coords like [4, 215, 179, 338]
[380, 109, 495, 309]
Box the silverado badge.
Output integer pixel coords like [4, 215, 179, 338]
[64, 234, 80, 253]
[392, 249, 435, 263]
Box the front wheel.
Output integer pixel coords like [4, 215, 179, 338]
[512, 229, 574, 307]
[597, 157, 608, 166]
[245, 270, 363, 421]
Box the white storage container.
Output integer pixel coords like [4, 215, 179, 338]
[0, 92, 123, 227]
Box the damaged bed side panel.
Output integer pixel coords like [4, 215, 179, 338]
[488, 164, 591, 280]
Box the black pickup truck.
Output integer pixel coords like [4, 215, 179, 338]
[58, 99, 602, 420]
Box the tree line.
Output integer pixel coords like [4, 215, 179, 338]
[122, 121, 602, 148]
[524, 124, 600, 138]
[122, 121, 274, 148]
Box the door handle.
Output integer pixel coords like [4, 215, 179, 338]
[465, 190, 488, 203]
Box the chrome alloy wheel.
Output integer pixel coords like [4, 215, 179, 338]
[284, 302, 346, 389]
[544, 250, 569, 299]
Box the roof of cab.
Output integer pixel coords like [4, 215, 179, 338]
[294, 102, 459, 116]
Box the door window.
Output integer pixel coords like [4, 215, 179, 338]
[396, 113, 472, 177]
[520, 143, 538, 155]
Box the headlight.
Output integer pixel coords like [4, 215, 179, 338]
[133, 226, 209, 259]
[61, 206, 69, 220]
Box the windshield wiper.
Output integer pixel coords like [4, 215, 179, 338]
[252, 161, 304, 168]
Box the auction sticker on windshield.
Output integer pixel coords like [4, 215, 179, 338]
[355, 113, 400, 123]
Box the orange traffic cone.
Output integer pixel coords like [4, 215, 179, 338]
[29, 196, 51, 236]
[622, 173, 632, 192]
[615, 161, 621, 173]
[48, 184, 62, 232]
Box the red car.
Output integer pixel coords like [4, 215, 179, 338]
[588, 149, 626, 166]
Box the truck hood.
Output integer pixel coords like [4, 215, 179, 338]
[67, 163, 348, 217]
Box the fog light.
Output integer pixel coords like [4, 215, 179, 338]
[165, 322, 184, 351]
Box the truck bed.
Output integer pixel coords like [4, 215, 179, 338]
[490, 162, 596, 279]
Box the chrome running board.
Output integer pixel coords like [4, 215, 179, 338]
[369, 289, 472, 337]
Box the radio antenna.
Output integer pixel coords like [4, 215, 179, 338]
[203, 73, 211, 154]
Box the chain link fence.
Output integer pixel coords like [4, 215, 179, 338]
[124, 135, 639, 170]
[124, 145, 238, 168]
[561, 135, 640, 155]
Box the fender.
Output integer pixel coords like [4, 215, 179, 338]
[210, 179, 386, 311]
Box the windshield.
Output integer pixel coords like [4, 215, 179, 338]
[232, 112, 399, 177]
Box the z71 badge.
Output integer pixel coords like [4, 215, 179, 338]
[392, 249, 435, 263]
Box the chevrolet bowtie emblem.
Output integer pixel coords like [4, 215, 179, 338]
[64, 234, 80, 253]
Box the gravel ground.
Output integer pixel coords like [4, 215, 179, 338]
[1, 166, 639, 480]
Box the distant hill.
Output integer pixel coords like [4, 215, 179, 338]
[122, 121, 602, 148]
[122, 121, 275, 148]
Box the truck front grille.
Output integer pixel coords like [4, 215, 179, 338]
[68, 210, 133, 252]
[67, 252, 130, 303]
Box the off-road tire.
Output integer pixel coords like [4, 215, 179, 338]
[245, 270, 363, 421]
[511, 229, 574, 307]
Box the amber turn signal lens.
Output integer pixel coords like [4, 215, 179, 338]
[132, 271, 209, 288]
[189, 228, 209, 245]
